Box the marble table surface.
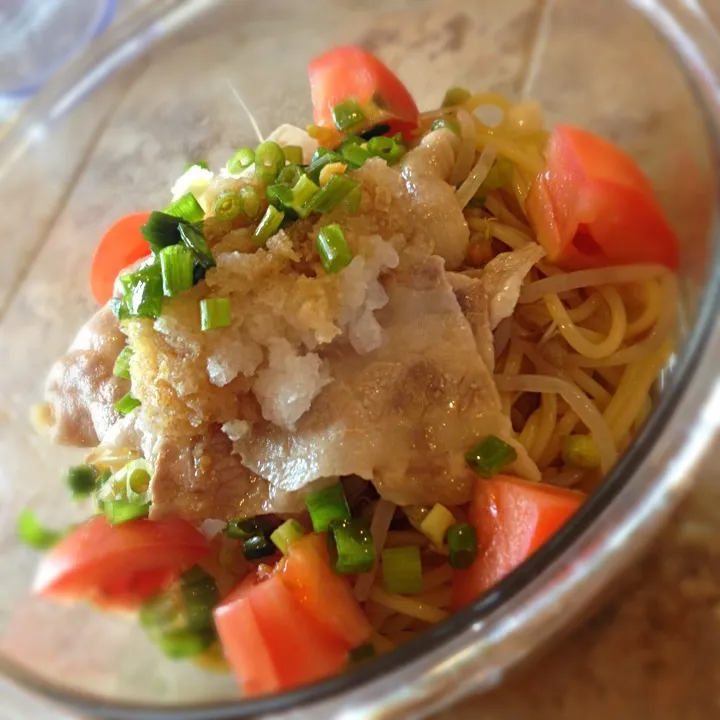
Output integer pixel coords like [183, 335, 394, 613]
[1, 1, 720, 719]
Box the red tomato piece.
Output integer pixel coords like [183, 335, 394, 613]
[309, 45, 419, 139]
[452, 475, 586, 609]
[90, 212, 152, 305]
[280, 534, 372, 649]
[34, 516, 211, 609]
[526, 125, 679, 270]
[214, 573, 348, 697]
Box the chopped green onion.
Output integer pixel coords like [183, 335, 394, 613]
[227, 147, 255, 175]
[200, 297, 232, 331]
[342, 184, 362, 214]
[562, 434, 601, 469]
[341, 143, 370, 168]
[465, 435, 518, 478]
[442, 87, 471, 107]
[64, 464, 99, 499]
[480, 157, 514, 193]
[118, 261, 164, 319]
[185, 160, 209, 171]
[291, 175, 320, 218]
[431, 117, 461, 136]
[114, 392, 141, 416]
[180, 565, 220, 631]
[266, 183, 296, 211]
[254, 205, 285, 245]
[163, 192, 205, 224]
[254, 141, 286, 184]
[178, 223, 215, 269]
[17, 509, 64, 550]
[447, 523, 478, 569]
[308, 175, 361, 214]
[327, 519, 376, 574]
[367, 135, 406, 163]
[381, 546, 423, 595]
[157, 628, 215, 660]
[270, 519, 305, 555]
[332, 99, 366, 131]
[276, 164, 305, 188]
[419, 504, 455, 547]
[213, 190, 244, 221]
[160, 245, 194, 297]
[243, 534, 276, 560]
[239, 186, 262, 220]
[139, 592, 181, 632]
[316, 224, 353, 275]
[282, 145, 304, 165]
[348, 643, 376, 663]
[103, 499, 150, 525]
[113, 345, 133, 380]
[224, 517, 274, 540]
[141, 211, 181, 254]
[338, 134, 364, 149]
[304, 482, 351, 533]
[306, 150, 344, 184]
[123, 458, 152, 504]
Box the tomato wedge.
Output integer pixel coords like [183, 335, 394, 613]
[526, 125, 679, 270]
[279, 534, 372, 649]
[452, 476, 586, 609]
[34, 516, 211, 609]
[90, 212, 151, 305]
[214, 572, 348, 697]
[309, 45, 419, 139]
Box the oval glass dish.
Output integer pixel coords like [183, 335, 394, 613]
[0, 0, 720, 718]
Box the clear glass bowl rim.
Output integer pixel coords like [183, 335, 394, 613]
[1, 1, 720, 718]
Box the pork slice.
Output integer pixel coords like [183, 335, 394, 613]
[448, 272, 495, 372]
[43, 305, 129, 447]
[148, 425, 307, 522]
[238, 251, 539, 507]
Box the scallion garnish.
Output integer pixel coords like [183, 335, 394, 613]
[367, 135, 406, 162]
[480, 157, 514, 193]
[304, 482, 351, 533]
[224, 517, 274, 540]
[160, 244, 194, 297]
[254, 141, 286, 184]
[64, 464, 99, 499]
[123, 458, 152, 505]
[381, 546, 423, 595]
[17, 509, 64, 550]
[342, 184, 362, 214]
[331, 99, 366, 131]
[306, 150, 344, 184]
[270, 519, 305, 555]
[242, 534, 276, 561]
[114, 392, 141, 416]
[254, 205, 284, 245]
[341, 142, 370, 168]
[118, 261, 164, 319]
[200, 297, 232, 331]
[227, 147, 255, 175]
[180, 565, 220, 631]
[157, 628, 215, 660]
[447, 523, 478, 569]
[309, 174, 361, 214]
[102, 499, 150, 525]
[113, 345, 133, 380]
[140, 211, 181, 254]
[291, 175, 320, 218]
[348, 643, 376, 664]
[419, 504, 455, 548]
[213, 190, 244, 221]
[316, 224, 353, 275]
[282, 145, 304, 165]
[239, 186, 262, 220]
[276, 163, 305, 188]
[327, 519, 376, 574]
[185, 160, 209, 171]
[266, 184, 296, 211]
[442, 87, 471, 107]
[431, 117, 461, 136]
[163, 192, 205, 224]
[178, 223, 215, 269]
[465, 435, 517, 478]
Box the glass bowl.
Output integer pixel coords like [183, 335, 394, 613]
[1, 0, 719, 718]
